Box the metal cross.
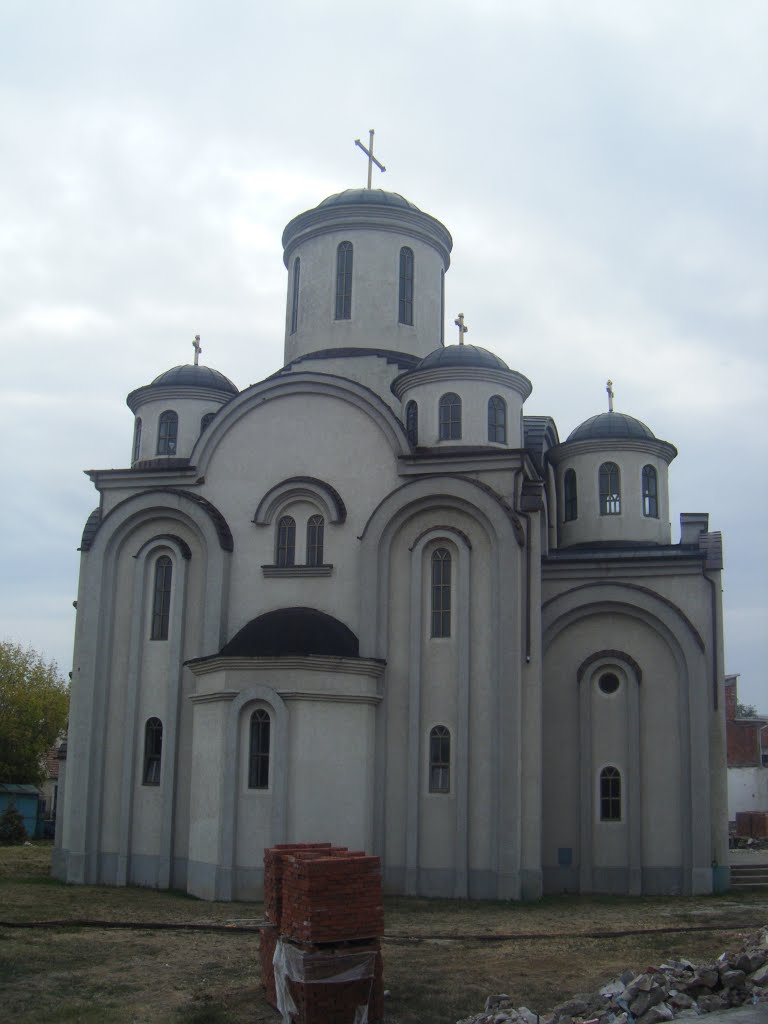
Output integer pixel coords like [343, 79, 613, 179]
[454, 313, 469, 345]
[354, 129, 386, 189]
[193, 335, 202, 366]
[606, 379, 615, 412]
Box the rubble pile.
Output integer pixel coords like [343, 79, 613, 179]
[458, 926, 768, 1024]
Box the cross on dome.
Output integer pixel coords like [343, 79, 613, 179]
[193, 335, 202, 366]
[354, 129, 386, 189]
[606, 378, 615, 412]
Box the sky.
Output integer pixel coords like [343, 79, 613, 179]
[1, 0, 766, 709]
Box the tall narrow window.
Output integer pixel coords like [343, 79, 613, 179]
[399, 246, 414, 325]
[151, 556, 172, 640]
[600, 766, 621, 821]
[440, 270, 445, 344]
[487, 395, 507, 443]
[157, 411, 178, 456]
[132, 417, 142, 463]
[200, 412, 215, 434]
[431, 548, 452, 638]
[642, 465, 658, 518]
[335, 241, 353, 320]
[276, 516, 296, 567]
[290, 257, 300, 334]
[249, 709, 271, 789]
[439, 393, 462, 440]
[143, 718, 163, 785]
[564, 469, 578, 522]
[306, 514, 324, 566]
[429, 725, 451, 793]
[599, 462, 621, 515]
[405, 400, 418, 445]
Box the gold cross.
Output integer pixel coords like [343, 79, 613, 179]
[454, 313, 468, 345]
[606, 379, 614, 412]
[193, 335, 202, 366]
[354, 129, 386, 189]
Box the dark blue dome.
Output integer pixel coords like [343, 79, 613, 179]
[317, 188, 421, 212]
[567, 411, 655, 442]
[220, 608, 360, 658]
[417, 344, 509, 371]
[149, 364, 238, 395]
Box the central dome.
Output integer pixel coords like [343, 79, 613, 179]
[417, 344, 510, 371]
[317, 188, 422, 212]
[149, 364, 238, 395]
[567, 411, 655, 442]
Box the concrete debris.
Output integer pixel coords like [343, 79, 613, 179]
[457, 926, 768, 1024]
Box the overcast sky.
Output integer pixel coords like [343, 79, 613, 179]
[1, 1, 766, 709]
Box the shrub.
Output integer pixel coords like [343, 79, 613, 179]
[0, 804, 27, 845]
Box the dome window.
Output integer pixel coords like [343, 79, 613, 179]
[335, 241, 353, 320]
[599, 462, 621, 516]
[398, 247, 414, 325]
[642, 465, 658, 518]
[200, 413, 215, 435]
[564, 469, 578, 522]
[406, 400, 418, 445]
[487, 395, 507, 444]
[132, 417, 142, 463]
[439, 393, 462, 441]
[156, 411, 178, 456]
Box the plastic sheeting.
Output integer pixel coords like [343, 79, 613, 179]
[273, 938, 377, 1024]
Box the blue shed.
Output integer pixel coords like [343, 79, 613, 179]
[0, 784, 41, 839]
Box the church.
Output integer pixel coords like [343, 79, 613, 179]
[54, 166, 730, 901]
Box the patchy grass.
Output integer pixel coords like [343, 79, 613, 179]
[0, 845, 766, 1023]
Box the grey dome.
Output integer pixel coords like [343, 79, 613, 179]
[149, 364, 238, 395]
[317, 188, 421, 212]
[417, 344, 510, 371]
[567, 411, 655, 442]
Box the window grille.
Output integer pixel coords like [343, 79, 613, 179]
[439, 393, 461, 441]
[306, 515, 325, 566]
[405, 401, 418, 445]
[143, 718, 163, 785]
[431, 548, 451, 637]
[429, 725, 450, 793]
[564, 469, 578, 521]
[487, 395, 507, 444]
[157, 411, 178, 456]
[642, 465, 658, 518]
[276, 516, 296, 567]
[335, 242, 353, 320]
[399, 247, 414, 325]
[599, 462, 621, 515]
[600, 766, 621, 821]
[151, 556, 172, 640]
[249, 709, 271, 789]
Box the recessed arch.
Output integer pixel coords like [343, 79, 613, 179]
[253, 476, 347, 526]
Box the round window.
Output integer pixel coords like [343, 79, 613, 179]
[598, 672, 620, 694]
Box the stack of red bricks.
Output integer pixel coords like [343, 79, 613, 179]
[735, 811, 768, 839]
[259, 843, 384, 1024]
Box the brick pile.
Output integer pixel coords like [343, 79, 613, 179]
[259, 843, 384, 1024]
[735, 810, 768, 839]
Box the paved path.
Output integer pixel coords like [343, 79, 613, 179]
[703, 1005, 768, 1024]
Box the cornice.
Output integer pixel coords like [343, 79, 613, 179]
[127, 384, 235, 413]
[185, 654, 387, 677]
[392, 365, 532, 400]
[547, 436, 677, 465]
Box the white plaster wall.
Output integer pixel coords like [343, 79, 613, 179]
[283, 354, 405, 413]
[728, 767, 768, 817]
[131, 392, 231, 463]
[400, 377, 526, 449]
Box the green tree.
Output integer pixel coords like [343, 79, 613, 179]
[736, 701, 759, 718]
[0, 641, 69, 785]
[0, 804, 27, 845]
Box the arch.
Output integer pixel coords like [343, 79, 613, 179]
[220, 607, 360, 658]
[577, 649, 643, 685]
[642, 465, 658, 518]
[599, 461, 621, 515]
[564, 468, 577, 522]
[156, 410, 178, 456]
[439, 392, 462, 440]
[290, 256, 300, 334]
[405, 400, 418, 446]
[253, 476, 347, 526]
[132, 417, 142, 463]
[275, 515, 296, 567]
[399, 246, 414, 325]
[335, 241, 353, 319]
[487, 395, 507, 444]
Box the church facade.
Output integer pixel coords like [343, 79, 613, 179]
[54, 186, 729, 901]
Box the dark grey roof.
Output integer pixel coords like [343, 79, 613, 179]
[567, 411, 655, 442]
[148, 364, 238, 395]
[417, 344, 510, 371]
[220, 607, 360, 658]
[317, 188, 421, 212]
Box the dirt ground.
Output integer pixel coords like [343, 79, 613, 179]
[1, 844, 767, 1024]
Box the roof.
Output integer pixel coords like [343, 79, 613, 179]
[317, 188, 422, 212]
[0, 783, 40, 795]
[567, 411, 655, 442]
[417, 344, 510, 371]
[148, 364, 239, 395]
[220, 607, 360, 658]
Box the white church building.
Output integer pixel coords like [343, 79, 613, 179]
[54, 180, 729, 901]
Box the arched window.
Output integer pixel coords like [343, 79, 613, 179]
[405, 400, 418, 445]
[439, 393, 462, 441]
[200, 412, 215, 434]
[599, 462, 621, 515]
[564, 469, 578, 522]
[157, 411, 178, 456]
[487, 395, 507, 444]
[600, 766, 621, 821]
[642, 465, 658, 518]
[276, 515, 296, 567]
[151, 556, 172, 640]
[290, 256, 300, 334]
[306, 514, 324, 567]
[132, 417, 142, 463]
[399, 246, 414, 325]
[431, 548, 451, 638]
[249, 709, 271, 789]
[429, 726, 451, 793]
[335, 241, 353, 320]
[143, 718, 163, 785]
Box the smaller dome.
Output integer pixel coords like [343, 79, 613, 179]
[417, 344, 510, 371]
[317, 188, 421, 212]
[567, 411, 655, 442]
[220, 608, 360, 658]
[149, 364, 238, 395]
